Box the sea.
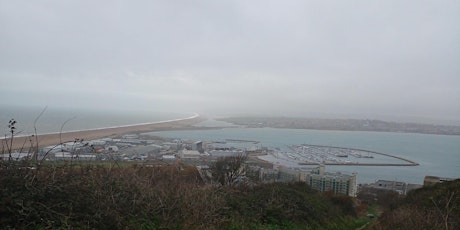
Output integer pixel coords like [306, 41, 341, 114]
[0, 105, 189, 136]
[144, 119, 460, 185]
[1, 107, 458, 185]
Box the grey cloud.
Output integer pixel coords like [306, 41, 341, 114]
[0, 0, 459, 123]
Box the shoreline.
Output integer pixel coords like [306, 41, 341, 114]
[38, 113, 200, 136]
[4, 113, 204, 150]
[219, 117, 460, 136]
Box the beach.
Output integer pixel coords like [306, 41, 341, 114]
[5, 114, 204, 150]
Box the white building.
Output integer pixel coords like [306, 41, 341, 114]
[53, 152, 96, 161]
[162, 155, 176, 161]
[89, 140, 106, 146]
[307, 172, 357, 197]
[181, 150, 202, 159]
[0, 152, 30, 161]
[255, 164, 357, 197]
[209, 150, 245, 157]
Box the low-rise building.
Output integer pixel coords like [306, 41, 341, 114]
[162, 155, 176, 161]
[53, 152, 96, 161]
[0, 152, 30, 161]
[209, 150, 245, 157]
[368, 180, 408, 194]
[180, 150, 205, 161]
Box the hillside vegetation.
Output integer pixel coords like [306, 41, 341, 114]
[2, 160, 458, 229]
[1, 161, 364, 229]
[373, 179, 459, 229]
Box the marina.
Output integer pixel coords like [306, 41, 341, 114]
[283, 144, 418, 166]
[258, 144, 418, 168]
[144, 127, 460, 184]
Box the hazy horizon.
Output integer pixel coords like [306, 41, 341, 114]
[2, 104, 460, 128]
[1, 1, 459, 124]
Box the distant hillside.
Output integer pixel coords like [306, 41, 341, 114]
[218, 117, 460, 135]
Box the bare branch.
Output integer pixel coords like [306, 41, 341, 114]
[209, 154, 247, 186]
[33, 106, 47, 159]
[59, 116, 76, 145]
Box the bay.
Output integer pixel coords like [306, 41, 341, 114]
[2, 107, 458, 185]
[145, 126, 460, 185]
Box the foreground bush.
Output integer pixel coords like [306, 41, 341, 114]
[1, 161, 358, 229]
[374, 179, 459, 230]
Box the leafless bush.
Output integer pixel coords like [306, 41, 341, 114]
[209, 154, 247, 186]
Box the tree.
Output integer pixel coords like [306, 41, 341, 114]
[209, 154, 247, 186]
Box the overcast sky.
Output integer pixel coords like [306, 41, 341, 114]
[1, 0, 459, 123]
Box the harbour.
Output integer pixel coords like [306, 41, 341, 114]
[145, 127, 460, 184]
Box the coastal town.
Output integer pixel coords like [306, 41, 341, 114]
[2, 0, 459, 227]
[3, 129, 432, 198]
[2, 113, 457, 200]
[1, 116, 458, 229]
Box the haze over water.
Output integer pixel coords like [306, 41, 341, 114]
[0, 105, 189, 136]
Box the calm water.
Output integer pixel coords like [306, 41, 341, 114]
[145, 125, 460, 184]
[0, 105, 189, 136]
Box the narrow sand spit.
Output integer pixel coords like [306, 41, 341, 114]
[5, 114, 204, 150]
